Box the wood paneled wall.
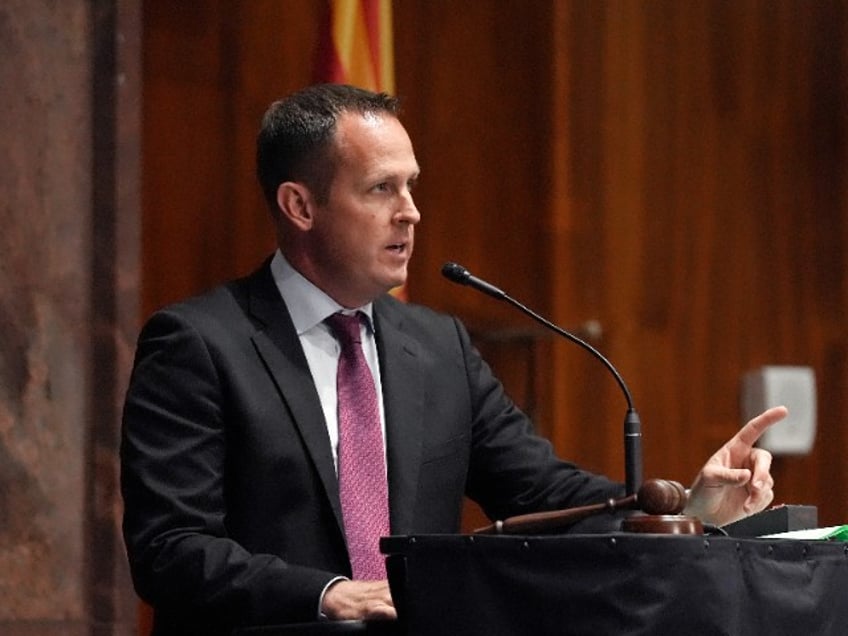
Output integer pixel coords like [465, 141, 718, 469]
[143, 1, 848, 525]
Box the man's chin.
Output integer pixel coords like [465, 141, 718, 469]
[383, 268, 407, 289]
[371, 265, 408, 298]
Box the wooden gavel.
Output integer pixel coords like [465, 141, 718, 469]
[474, 478, 692, 535]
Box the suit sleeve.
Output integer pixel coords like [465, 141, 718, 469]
[120, 308, 336, 631]
[453, 316, 626, 522]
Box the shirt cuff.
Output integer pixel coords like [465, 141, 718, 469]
[318, 576, 349, 620]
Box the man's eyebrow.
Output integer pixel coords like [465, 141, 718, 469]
[366, 168, 420, 182]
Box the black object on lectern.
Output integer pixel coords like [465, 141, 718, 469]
[722, 504, 818, 537]
[381, 533, 848, 636]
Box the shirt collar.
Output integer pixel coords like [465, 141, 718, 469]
[270, 250, 375, 335]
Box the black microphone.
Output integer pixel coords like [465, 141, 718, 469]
[441, 261, 643, 496]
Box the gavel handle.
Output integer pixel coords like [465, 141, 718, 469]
[474, 493, 638, 535]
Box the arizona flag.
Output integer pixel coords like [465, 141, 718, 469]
[316, 0, 405, 299]
[315, 0, 395, 94]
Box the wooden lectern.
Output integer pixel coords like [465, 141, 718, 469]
[380, 533, 848, 635]
[234, 531, 848, 635]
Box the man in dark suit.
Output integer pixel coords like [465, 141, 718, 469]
[121, 84, 786, 635]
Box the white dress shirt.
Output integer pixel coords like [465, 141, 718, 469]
[269, 250, 387, 472]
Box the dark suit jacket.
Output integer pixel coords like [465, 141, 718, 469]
[121, 260, 622, 635]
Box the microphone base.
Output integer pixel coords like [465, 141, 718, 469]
[622, 514, 704, 535]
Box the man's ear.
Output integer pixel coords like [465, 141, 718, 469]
[276, 182, 315, 230]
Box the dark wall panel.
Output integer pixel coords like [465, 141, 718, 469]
[141, 1, 848, 537]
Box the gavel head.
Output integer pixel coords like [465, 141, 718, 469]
[637, 479, 688, 515]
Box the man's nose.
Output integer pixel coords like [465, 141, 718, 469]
[396, 196, 420, 225]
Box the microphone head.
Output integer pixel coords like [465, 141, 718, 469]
[441, 262, 471, 285]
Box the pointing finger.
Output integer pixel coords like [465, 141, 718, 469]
[734, 406, 788, 448]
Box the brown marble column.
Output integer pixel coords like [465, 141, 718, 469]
[0, 1, 140, 635]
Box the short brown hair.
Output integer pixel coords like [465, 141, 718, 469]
[256, 84, 400, 212]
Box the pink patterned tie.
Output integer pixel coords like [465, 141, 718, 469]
[325, 312, 390, 580]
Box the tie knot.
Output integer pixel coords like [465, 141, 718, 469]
[325, 312, 364, 347]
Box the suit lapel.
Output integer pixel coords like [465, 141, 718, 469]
[245, 265, 344, 533]
[243, 267, 428, 538]
[374, 297, 426, 535]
